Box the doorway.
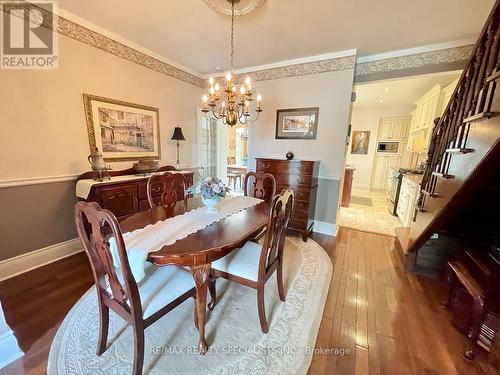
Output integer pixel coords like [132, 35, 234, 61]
[338, 71, 462, 236]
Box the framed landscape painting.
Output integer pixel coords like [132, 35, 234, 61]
[275, 107, 319, 139]
[83, 94, 161, 161]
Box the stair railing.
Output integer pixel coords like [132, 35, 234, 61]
[417, 0, 500, 211]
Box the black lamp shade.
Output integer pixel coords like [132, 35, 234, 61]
[171, 127, 186, 141]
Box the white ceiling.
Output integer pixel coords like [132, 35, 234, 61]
[58, 0, 495, 76]
[353, 71, 462, 108]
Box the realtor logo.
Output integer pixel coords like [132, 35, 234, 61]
[1, 0, 58, 69]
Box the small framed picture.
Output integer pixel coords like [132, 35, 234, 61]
[351, 130, 370, 154]
[275, 107, 319, 140]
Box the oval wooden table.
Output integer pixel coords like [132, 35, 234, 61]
[119, 196, 270, 354]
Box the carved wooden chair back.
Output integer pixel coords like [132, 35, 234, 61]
[258, 189, 294, 279]
[147, 171, 188, 212]
[74, 201, 141, 319]
[243, 171, 277, 202]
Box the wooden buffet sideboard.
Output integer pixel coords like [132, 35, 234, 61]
[255, 157, 319, 241]
[76, 167, 194, 221]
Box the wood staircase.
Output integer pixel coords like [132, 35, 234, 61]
[396, 0, 500, 269]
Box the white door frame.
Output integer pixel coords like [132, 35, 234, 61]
[196, 109, 228, 181]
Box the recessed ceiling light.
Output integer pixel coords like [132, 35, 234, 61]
[379, 99, 384, 103]
[384, 87, 389, 92]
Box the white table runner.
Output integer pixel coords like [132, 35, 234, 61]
[109, 196, 263, 281]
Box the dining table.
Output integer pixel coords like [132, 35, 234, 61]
[119, 196, 270, 354]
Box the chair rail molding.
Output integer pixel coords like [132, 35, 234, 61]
[0, 174, 79, 189]
[0, 238, 83, 281]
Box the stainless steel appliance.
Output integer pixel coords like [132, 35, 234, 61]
[387, 168, 424, 216]
[377, 141, 399, 153]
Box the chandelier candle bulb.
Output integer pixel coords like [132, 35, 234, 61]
[209, 76, 214, 85]
[245, 76, 251, 85]
[226, 72, 232, 81]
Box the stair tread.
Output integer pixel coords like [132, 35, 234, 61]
[486, 69, 500, 82]
[463, 112, 496, 124]
[422, 190, 439, 197]
[432, 171, 455, 179]
[445, 148, 475, 154]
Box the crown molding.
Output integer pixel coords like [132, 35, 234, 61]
[12, 2, 475, 87]
[58, 8, 202, 78]
[356, 38, 476, 63]
[204, 49, 358, 78]
[7, 1, 205, 87]
[355, 44, 474, 77]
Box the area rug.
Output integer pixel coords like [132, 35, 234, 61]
[48, 236, 332, 375]
[350, 196, 373, 206]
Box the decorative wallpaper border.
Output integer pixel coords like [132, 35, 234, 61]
[224, 55, 357, 86]
[8, 1, 205, 87]
[57, 16, 206, 87]
[355, 45, 474, 76]
[8, 2, 474, 87]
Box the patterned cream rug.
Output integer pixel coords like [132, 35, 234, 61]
[48, 236, 332, 375]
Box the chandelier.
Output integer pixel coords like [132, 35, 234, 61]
[201, 0, 262, 126]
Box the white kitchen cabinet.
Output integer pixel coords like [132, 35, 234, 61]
[407, 84, 448, 153]
[378, 117, 410, 140]
[371, 155, 399, 190]
[397, 176, 420, 227]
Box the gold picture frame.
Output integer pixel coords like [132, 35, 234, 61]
[83, 94, 161, 162]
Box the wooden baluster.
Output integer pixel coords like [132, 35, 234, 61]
[476, 20, 499, 113]
[471, 27, 494, 116]
[464, 45, 484, 118]
[418, 117, 442, 209]
[454, 71, 475, 149]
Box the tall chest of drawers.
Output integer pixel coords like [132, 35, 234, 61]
[256, 158, 319, 241]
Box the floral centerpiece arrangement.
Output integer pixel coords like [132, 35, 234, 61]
[189, 177, 229, 212]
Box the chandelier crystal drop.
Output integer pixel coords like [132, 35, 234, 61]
[201, 0, 262, 126]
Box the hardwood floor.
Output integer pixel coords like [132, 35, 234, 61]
[0, 229, 496, 374]
[0, 253, 93, 375]
[309, 229, 496, 375]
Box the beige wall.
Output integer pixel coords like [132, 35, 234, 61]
[0, 35, 201, 181]
[0, 34, 201, 260]
[346, 105, 414, 189]
[247, 68, 356, 225]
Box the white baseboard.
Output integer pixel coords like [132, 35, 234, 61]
[313, 221, 337, 236]
[0, 238, 83, 281]
[0, 330, 23, 369]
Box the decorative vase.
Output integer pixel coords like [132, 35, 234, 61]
[286, 151, 294, 160]
[202, 196, 220, 213]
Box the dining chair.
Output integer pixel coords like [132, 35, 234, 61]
[243, 171, 277, 202]
[210, 189, 294, 333]
[147, 171, 188, 212]
[74, 201, 196, 375]
[156, 165, 177, 172]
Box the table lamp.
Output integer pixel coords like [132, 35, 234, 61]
[171, 126, 186, 170]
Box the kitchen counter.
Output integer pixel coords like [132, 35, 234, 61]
[403, 173, 423, 186]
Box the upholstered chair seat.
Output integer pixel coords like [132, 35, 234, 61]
[111, 263, 195, 319]
[212, 241, 261, 282]
[209, 189, 294, 333]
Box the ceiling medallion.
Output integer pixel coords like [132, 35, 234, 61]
[202, 0, 265, 17]
[201, 0, 262, 126]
